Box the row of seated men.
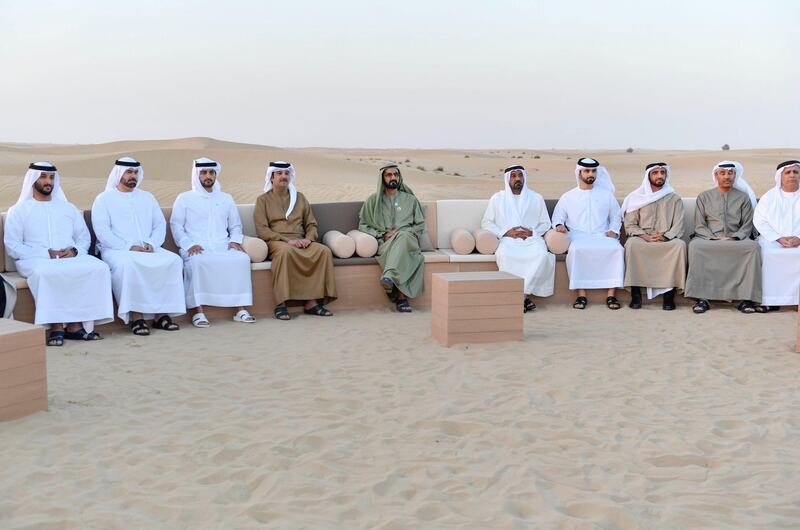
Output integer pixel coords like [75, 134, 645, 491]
[3, 156, 800, 346]
[2, 158, 422, 345]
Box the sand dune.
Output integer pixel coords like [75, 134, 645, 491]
[2, 306, 800, 528]
[1, 138, 798, 210]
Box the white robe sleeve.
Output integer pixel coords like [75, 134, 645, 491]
[144, 196, 167, 248]
[607, 193, 622, 233]
[70, 205, 91, 255]
[92, 194, 134, 250]
[481, 195, 504, 238]
[753, 196, 781, 242]
[169, 196, 194, 250]
[551, 196, 568, 228]
[533, 195, 552, 236]
[227, 198, 244, 245]
[3, 205, 50, 260]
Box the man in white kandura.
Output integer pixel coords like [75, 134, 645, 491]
[481, 164, 555, 312]
[170, 158, 255, 327]
[4, 162, 113, 346]
[91, 157, 186, 335]
[551, 157, 624, 310]
[753, 160, 800, 311]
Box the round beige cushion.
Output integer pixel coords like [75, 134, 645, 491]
[450, 228, 476, 255]
[241, 235, 269, 263]
[544, 229, 571, 254]
[346, 230, 378, 257]
[322, 230, 356, 258]
[473, 229, 499, 255]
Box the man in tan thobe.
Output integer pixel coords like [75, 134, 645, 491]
[254, 161, 336, 320]
[621, 162, 686, 310]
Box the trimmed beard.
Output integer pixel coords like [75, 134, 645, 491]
[33, 182, 52, 196]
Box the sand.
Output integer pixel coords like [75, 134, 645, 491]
[1, 138, 799, 211]
[3, 138, 800, 528]
[2, 306, 800, 529]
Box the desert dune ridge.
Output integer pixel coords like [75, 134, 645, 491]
[1, 138, 798, 211]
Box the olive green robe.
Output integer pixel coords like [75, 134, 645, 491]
[359, 192, 426, 299]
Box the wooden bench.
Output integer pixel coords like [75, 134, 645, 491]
[431, 271, 524, 347]
[0, 319, 47, 421]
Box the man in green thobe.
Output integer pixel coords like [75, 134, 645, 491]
[359, 164, 425, 312]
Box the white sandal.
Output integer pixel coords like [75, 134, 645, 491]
[192, 312, 210, 328]
[233, 309, 256, 323]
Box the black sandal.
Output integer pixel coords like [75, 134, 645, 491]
[64, 328, 103, 341]
[755, 305, 780, 313]
[737, 300, 756, 314]
[572, 296, 587, 310]
[380, 277, 394, 294]
[692, 299, 710, 314]
[153, 315, 180, 331]
[303, 304, 333, 317]
[606, 296, 621, 310]
[523, 298, 536, 313]
[47, 330, 65, 347]
[396, 299, 412, 313]
[130, 319, 150, 336]
[274, 306, 291, 320]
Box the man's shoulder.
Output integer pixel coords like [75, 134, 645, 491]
[399, 190, 420, 202]
[174, 191, 193, 203]
[556, 188, 578, 202]
[663, 191, 684, 203]
[696, 188, 717, 200]
[134, 188, 157, 202]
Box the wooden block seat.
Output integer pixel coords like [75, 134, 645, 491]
[432, 271, 524, 347]
[0, 319, 47, 421]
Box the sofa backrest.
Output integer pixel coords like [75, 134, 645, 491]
[311, 202, 363, 237]
[0, 212, 10, 273]
[436, 200, 490, 250]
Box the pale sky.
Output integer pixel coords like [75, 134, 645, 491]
[0, 0, 796, 149]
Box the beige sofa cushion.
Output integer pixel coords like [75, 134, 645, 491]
[347, 230, 378, 257]
[474, 228, 499, 254]
[544, 229, 571, 255]
[450, 228, 475, 255]
[242, 235, 269, 263]
[323, 230, 356, 258]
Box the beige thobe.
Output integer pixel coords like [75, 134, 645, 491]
[684, 188, 761, 302]
[623, 193, 687, 292]
[254, 191, 337, 305]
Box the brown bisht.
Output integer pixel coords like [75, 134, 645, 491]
[254, 190, 337, 306]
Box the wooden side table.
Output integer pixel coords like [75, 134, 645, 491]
[0, 319, 47, 421]
[432, 271, 524, 347]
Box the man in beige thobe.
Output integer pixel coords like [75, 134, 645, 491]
[685, 161, 762, 313]
[621, 162, 686, 310]
[254, 161, 336, 320]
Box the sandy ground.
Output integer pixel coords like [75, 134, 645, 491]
[1, 138, 799, 211]
[2, 306, 800, 529]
